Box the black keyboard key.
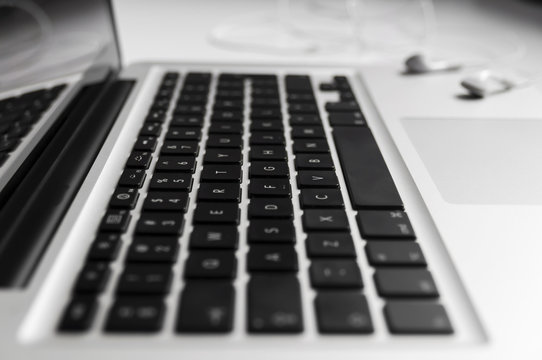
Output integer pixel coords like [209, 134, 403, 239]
[197, 183, 241, 202]
[214, 99, 244, 111]
[249, 161, 289, 178]
[248, 179, 291, 197]
[333, 76, 352, 90]
[203, 148, 242, 164]
[248, 198, 293, 218]
[0, 153, 8, 166]
[155, 156, 196, 172]
[118, 168, 146, 187]
[143, 191, 188, 212]
[176, 281, 235, 333]
[126, 151, 152, 169]
[315, 292, 373, 334]
[250, 108, 282, 120]
[209, 122, 243, 135]
[139, 123, 162, 137]
[357, 210, 415, 239]
[149, 172, 192, 191]
[146, 109, 166, 123]
[297, 171, 339, 188]
[109, 187, 139, 209]
[87, 233, 121, 261]
[309, 260, 362, 288]
[133, 136, 157, 151]
[206, 134, 243, 148]
[384, 302, 453, 334]
[288, 103, 319, 114]
[135, 212, 184, 235]
[170, 115, 204, 127]
[292, 139, 329, 153]
[306, 233, 356, 257]
[185, 72, 212, 83]
[100, 209, 131, 232]
[166, 127, 201, 141]
[286, 93, 314, 103]
[160, 140, 199, 155]
[184, 251, 237, 279]
[217, 81, 243, 91]
[291, 126, 326, 139]
[300, 188, 344, 208]
[289, 114, 321, 126]
[248, 219, 296, 243]
[333, 127, 403, 209]
[295, 154, 334, 170]
[251, 98, 280, 108]
[178, 94, 207, 105]
[200, 164, 242, 182]
[302, 209, 349, 231]
[248, 274, 303, 333]
[328, 112, 366, 127]
[250, 131, 285, 145]
[190, 226, 239, 249]
[250, 120, 284, 132]
[340, 92, 355, 101]
[105, 297, 165, 333]
[152, 98, 172, 111]
[74, 262, 110, 293]
[249, 145, 287, 161]
[366, 241, 426, 266]
[374, 269, 439, 298]
[325, 101, 360, 112]
[193, 203, 240, 224]
[0, 137, 20, 152]
[210, 111, 243, 123]
[180, 84, 209, 94]
[285, 75, 313, 93]
[126, 236, 179, 263]
[319, 83, 337, 91]
[58, 297, 98, 332]
[251, 87, 279, 98]
[117, 264, 172, 294]
[215, 89, 244, 100]
[247, 245, 298, 272]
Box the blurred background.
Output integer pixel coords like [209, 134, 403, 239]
[112, 0, 542, 78]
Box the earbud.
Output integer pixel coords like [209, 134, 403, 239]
[404, 53, 462, 74]
[404, 54, 535, 98]
[460, 70, 521, 98]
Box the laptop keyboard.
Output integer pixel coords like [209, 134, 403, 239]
[0, 85, 66, 166]
[58, 71, 453, 336]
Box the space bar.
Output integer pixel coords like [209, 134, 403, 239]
[332, 127, 403, 210]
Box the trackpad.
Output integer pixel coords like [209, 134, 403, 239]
[402, 118, 542, 205]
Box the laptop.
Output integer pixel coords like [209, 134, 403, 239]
[1, 0, 540, 359]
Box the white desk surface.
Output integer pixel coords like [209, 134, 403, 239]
[112, 0, 542, 79]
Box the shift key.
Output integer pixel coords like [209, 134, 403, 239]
[332, 127, 403, 209]
[248, 274, 303, 333]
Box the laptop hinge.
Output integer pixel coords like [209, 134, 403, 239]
[0, 78, 135, 288]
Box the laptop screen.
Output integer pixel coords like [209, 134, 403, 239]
[0, 0, 120, 92]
